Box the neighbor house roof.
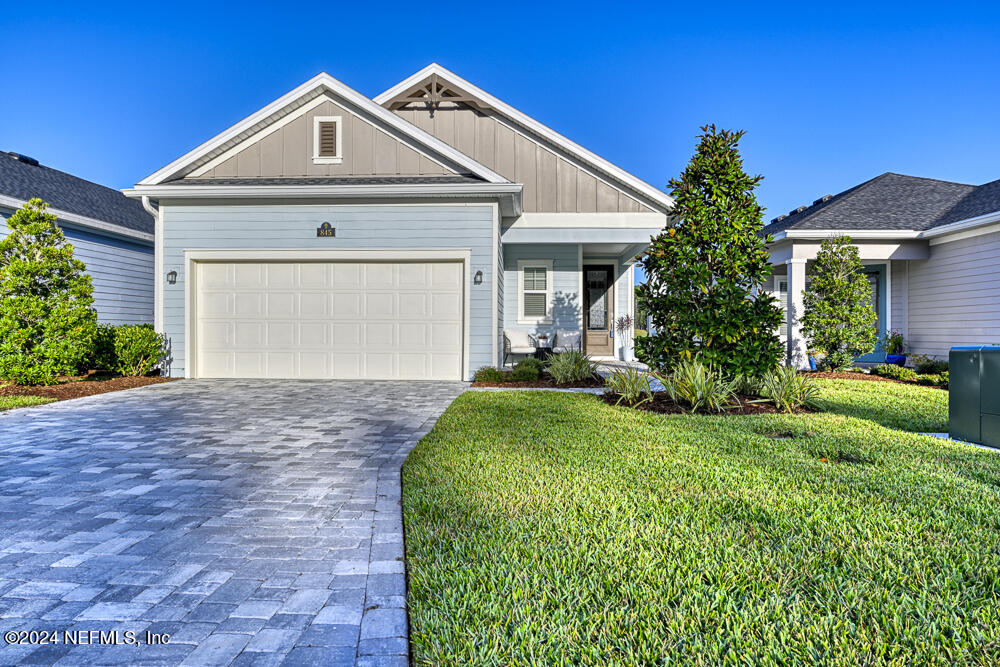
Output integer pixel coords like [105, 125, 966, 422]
[0, 151, 153, 238]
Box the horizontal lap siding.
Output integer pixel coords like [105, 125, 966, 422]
[905, 231, 1000, 359]
[0, 209, 153, 325]
[503, 245, 581, 336]
[161, 204, 495, 378]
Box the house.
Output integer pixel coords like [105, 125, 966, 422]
[124, 64, 672, 381]
[766, 172, 1000, 367]
[0, 151, 154, 324]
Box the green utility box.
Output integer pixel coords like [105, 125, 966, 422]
[950, 346, 1000, 448]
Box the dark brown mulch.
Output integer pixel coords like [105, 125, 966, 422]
[471, 376, 605, 389]
[603, 391, 815, 415]
[0, 372, 175, 401]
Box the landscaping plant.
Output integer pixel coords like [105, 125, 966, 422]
[473, 366, 506, 383]
[546, 351, 597, 384]
[0, 199, 97, 385]
[885, 329, 905, 355]
[911, 354, 949, 375]
[760, 366, 819, 413]
[870, 364, 918, 381]
[84, 322, 118, 372]
[604, 367, 654, 406]
[664, 358, 737, 413]
[113, 324, 166, 376]
[800, 236, 878, 370]
[510, 357, 543, 382]
[635, 125, 782, 378]
[916, 374, 948, 387]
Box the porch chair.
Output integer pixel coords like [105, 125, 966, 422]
[503, 329, 537, 365]
[552, 330, 582, 353]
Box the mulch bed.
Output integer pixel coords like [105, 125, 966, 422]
[806, 371, 899, 383]
[603, 391, 815, 415]
[0, 372, 174, 401]
[472, 376, 605, 389]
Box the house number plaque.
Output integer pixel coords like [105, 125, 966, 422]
[316, 222, 336, 238]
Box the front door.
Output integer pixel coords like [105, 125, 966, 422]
[583, 265, 614, 356]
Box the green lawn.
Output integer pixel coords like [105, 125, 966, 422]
[812, 378, 948, 431]
[0, 395, 56, 411]
[402, 380, 1000, 665]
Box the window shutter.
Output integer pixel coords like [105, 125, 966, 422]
[318, 121, 338, 157]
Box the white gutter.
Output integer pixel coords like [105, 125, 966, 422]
[0, 193, 154, 243]
[920, 209, 1000, 238]
[124, 182, 524, 217]
[768, 210, 1000, 243]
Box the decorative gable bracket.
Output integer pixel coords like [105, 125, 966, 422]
[384, 73, 490, 117]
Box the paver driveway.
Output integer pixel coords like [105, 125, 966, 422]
[0, 379, 465, 666]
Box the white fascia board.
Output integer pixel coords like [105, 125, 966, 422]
[123, 182, 523, 217]
[138, 72, 508, 186]
[768, 229, 923, 241]
[920, 209, 1000, 239]
[0, 194, 153, 243]
[375, 63, 675, 212]
[510, 212, 667, 229]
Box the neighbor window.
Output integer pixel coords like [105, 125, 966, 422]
[312, 116, 343, 164]
[518, 259, 553, 324]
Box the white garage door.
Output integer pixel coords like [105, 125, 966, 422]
[194, 261, 464, 380]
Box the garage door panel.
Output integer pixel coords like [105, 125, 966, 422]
[197, 260, 463, 380]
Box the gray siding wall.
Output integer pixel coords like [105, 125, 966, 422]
[393, 105, 656, 214]
[903, 230, 1000, 359]
[503, 244, 581, 336]
[0, 207, 153, 325]
[891, 260, 907, 340]
[193, 98, 453, 179]
[160, 203, 495, 378]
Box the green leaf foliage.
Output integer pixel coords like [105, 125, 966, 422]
[801, 236, 878, 370]
[0, 199, 96, 384]
[635, 125, 782, 378]
[113, 324, 166, 376]
[545, 351, 597, 384]
[473, 366, 506, 383]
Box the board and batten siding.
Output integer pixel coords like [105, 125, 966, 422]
[191, 98, 453, 179]
[903, 230, 1000, 359]
[160, 203, 496, 379]
[393, 105, 656, 214]
[0, 208, 153, 325]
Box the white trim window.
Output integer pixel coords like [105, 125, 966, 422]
[312, 116, 343, 164]
[518, 259, 553, 324]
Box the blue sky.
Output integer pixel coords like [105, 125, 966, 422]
[2, 1, 998, 241]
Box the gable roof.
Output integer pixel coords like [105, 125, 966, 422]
[764, 172, 991, 235]
[0, 152, 152, 239]
[374, 63, 674, 212]
[138, 72, 509, 186]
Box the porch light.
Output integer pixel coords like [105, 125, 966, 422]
[166, 270, 177, 285]
[474, 270, 483, 285]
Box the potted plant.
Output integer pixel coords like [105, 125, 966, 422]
[614, 314, 634, 361]
[885, 330, 906, 366]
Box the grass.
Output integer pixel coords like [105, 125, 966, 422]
[811, 378, 948, 431]
[0, 395, 56, 411]
[402, 380, 1000, 665]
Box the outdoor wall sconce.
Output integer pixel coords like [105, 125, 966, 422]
[474, 270, 483, 285]
[166, 270, 177, 285]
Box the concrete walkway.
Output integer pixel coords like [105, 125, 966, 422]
[0, 379, 465, 666]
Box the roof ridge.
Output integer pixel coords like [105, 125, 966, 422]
[3, 152, 128, 197]
[880, 171, 977, 187]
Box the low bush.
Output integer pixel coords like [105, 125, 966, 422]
[473, 366, 506, 383]
[604, 367, 654, 406]
[86, 323, 118, 371]
[113, 324, 166, 376]
[511, 359, 542, 382]
[664, 358, 737, 413]
[916, 373, 948, 387]
[871, 364, 918, 381]
[760, 366, 819, 413]
[547, 351, 597, 384]
[911, 354, 949, 375]
[941, 370, 949, 387]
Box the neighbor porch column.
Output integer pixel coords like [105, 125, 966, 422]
[785, 258, 810, 369]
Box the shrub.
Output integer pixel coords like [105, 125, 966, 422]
[759, 366, 819, 413]
[473, 366, 506, 383]
[635, 125, 783, 378]
[732, 373, 763, 396]
[664, 358, 737, 413]
[113, 324, 165, 376]
[911, 354, 949, 374]
[916, 373, 949, 388]
[604, 367, 654, 406]
[871, 364, 918, 381]
[547, 351, 597, 384]
[801, 236, 879, 371]
[515, 357, 544, 375]
[0, 199, 97, 385]
[941, 370, 949, 387]
[85, 323, 118, 372]
[510, 361, 541, 382]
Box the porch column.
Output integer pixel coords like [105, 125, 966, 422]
[785, 258, 810, 369]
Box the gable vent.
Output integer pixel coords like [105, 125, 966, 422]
[318, 122, 338, 157]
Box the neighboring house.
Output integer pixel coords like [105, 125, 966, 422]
[0, 151, 154, 324]
[766, 172, 1000, 368]
[125, 64, 671, 381]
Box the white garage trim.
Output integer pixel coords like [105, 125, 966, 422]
[184, 248, 471, 380]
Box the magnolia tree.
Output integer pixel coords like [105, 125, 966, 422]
[635, 125, 783, 378]
[0, 199, 96, 384]
[801, 236, 878, 370]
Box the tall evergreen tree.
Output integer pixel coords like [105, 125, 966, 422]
[800, 236, 878, 370]
[635, 125, 782, 377]
[0, 199, 97, 384]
